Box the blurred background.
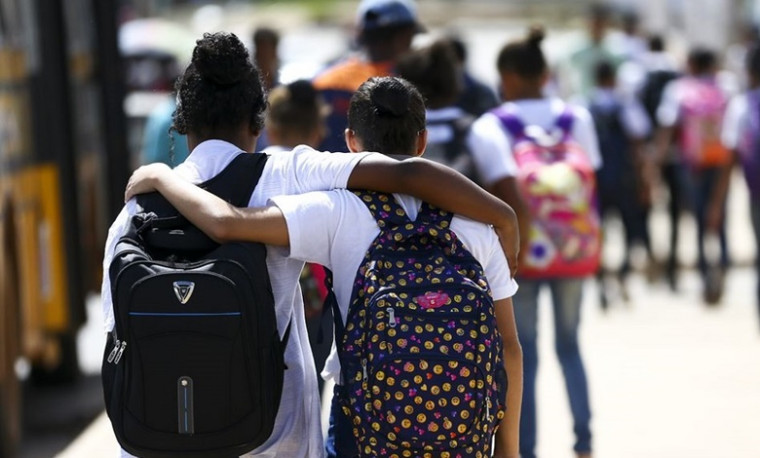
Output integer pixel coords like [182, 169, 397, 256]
[1, 0, 759, 457]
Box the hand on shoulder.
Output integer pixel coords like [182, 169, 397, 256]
[124, 162, 172, 202]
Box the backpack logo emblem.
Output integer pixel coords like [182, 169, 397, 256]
[173, 281, 195, 304]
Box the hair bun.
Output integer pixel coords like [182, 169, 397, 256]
[370, 79, 410, 117]
[192, 32, 250, 86]
[527, 25, 546, 48]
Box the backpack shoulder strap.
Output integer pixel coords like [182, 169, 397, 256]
[132, 153, 269, 252]
[490, 103, 526, 141]
[555, 105, 576, 139]
[352, 190, 410, 230]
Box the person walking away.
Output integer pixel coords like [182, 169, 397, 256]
[253, 27, 280, 91]
[721, 44, 760, 329]
[638, 34, 682, 289]
[252, 27, 281, 152]
[467, 26, 600, 458]
[125, 76, 523, 458]
[587, 61, 653, 308]
[263, 79, 333, 395]
[655, 48, 733, 304]
[560, 2, 623, 99]
[448, 36, 500, 118]
[104, 32, 519, 458]
[313, 0, 423, 152]
[396, 39, 479, 181]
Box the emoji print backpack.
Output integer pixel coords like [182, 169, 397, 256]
[334, 191, 507, 458]
[492, 104, 601, 279]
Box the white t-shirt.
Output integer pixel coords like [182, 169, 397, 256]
[722, 92, 750, 150]
[269, 190, 519, 384]
[466, 98, 602, 186]
[101, 140, 372, 458]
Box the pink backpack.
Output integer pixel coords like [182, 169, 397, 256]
[492, 105, 601, 278]
[678, 78, 731, 168]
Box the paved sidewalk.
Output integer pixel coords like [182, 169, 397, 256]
[57, 268, 760, 458]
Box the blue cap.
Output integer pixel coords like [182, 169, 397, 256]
[356, 0, 422, 31]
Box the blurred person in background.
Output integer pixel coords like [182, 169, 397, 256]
[253, 27, 280, 91]
[721, 44, 760, 329]
[448, 35, 500, 117]
[586, 61, 653, 308]
[655, 47, 733, 304]
[724, 22, 760, 92]
[313, 0, 423, 152]
[139, 53, 191, 166]
[561, 2, 622, 99]
[264, 79, 332, 395]
[252, 27, 281, 152]
[467, 26, 600, 458]
[637, 34, 682, 289]
[396, 39, 479, 181]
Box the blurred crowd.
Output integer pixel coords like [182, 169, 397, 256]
[134, 1, 760, 456]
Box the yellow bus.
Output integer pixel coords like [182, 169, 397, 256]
[0, 1, 128, 455]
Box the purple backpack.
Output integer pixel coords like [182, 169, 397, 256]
[334, 191, 507, 457]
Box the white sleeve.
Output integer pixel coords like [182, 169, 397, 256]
[721, 94, 748, 150]
[621, 97, 652, 140]
[466, 113, 519, 185]
[481, 230, 518, 301]
[657, 81, 681, 127]
[100, 201, 137, 334]
[571, 105, 603, 169]
[269, 191, 342, 267]
[286, 145, 377, 193]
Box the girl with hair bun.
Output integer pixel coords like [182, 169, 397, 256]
[109, 33, 519, 458]
[467, 26, 601, 458]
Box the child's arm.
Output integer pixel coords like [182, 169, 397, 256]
[125, 163, 291, 246]
[347, 154, 519, 276]
[492, 297, 522, 458]
[126, 155, 520, 276]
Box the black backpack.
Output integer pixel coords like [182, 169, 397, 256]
[102, 153, 290, 458]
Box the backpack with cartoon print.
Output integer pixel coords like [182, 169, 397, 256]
[334, 191, 507, 458]
[678, 77, 731, 168]
[492, 104, 601, 279]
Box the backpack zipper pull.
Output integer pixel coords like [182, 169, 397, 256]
[361, 359, 368, 382]
[387, 307, 396, 328]
[114, 341, 128, 364]
[107, 339, 121, 364]
[486, 395, 491, 420]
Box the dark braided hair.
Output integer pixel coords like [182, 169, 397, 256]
[348, 76, 425, 156]
[172, 32, 266, 139]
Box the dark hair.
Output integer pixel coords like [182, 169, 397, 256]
[594, 60, 616, 85]
[648, 34, 665, 52]
[359, 23, 416, 47]
[348, 76, 425, 156]
[687, 47, 717, 75]
[448, 36, 466, 63]
[253, 27, 279, 48]
[267, 79, 326, 136]
[396, 40, 461, 108]
[173, 32, 266, 138]
[496, 26, 547, 80]
[746, 44, 760, 80]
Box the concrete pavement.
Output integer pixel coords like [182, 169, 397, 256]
[56, 267, 760, 458]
